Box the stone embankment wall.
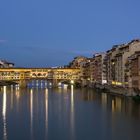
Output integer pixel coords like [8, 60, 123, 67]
[90, 84, 138, 96]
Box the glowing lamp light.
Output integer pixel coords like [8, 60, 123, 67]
[71, 80, 74, 84]
[112, 81, 116, 85]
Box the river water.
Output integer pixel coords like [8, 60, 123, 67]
[0, 85, 140, 140]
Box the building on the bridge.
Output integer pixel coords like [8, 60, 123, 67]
[0, 70, 30, 80]
[0, 60, 14, 68]
[0, 68, 81, 87]
[30, 68, 80, 80]
[53, 69, 80, 80]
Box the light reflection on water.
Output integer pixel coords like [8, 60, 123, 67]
[0, 86, 140, 140]
[45, 88, 48, 137]
[2, 86, 7, 140]
[10, 85, 13, 110]
[70, 85, 75, 140]
[30, 88, 33, 140]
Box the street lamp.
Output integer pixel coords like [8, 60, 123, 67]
[71, 80, 74, 84]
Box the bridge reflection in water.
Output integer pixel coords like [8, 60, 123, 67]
[0, 86, 140, 140]
[27, 80, 70, 89]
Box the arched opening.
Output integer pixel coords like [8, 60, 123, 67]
[37, 73, 42, 77]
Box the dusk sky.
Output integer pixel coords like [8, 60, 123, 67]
[0, 0, 140, 67]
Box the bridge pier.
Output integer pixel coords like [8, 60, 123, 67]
[19, 80, 28, 88]
[52, 79, 58, 87]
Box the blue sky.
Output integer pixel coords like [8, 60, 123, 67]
[0, 0, 140, 67]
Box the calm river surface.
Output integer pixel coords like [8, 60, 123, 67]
[0, 85, 140, 140]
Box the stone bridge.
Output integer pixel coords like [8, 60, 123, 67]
[0, 68, 80, 87]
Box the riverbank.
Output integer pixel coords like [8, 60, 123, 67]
[88, 84, 138, 97]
